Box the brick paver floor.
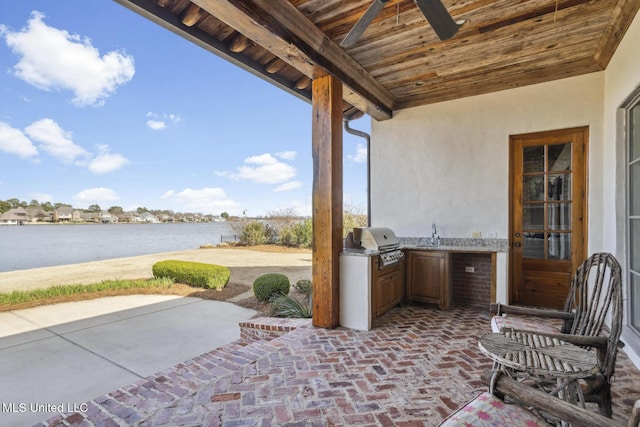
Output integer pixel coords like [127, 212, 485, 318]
[37, 305, 640, 426]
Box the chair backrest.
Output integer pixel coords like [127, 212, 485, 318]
[563, 252, 623, 380]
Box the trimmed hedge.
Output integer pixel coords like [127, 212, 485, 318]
[294, 279, 312, 295]
[253, 273, 290, 301]
[152, 260, 230, 290]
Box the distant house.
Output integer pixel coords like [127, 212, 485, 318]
[80, 212, 100, 223]
[117, 212, 136, 223]
[53, 207, 75, 222]
[99, 211, 118, 224]
[71, 210, 83, 222]
[157, 214, 174, 222]
[139, 212, 158, 223]
[0, 208, 29, 225]
[26, 207, 52, 222]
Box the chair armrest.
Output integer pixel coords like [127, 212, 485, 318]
[480, 369, 625, 427]
[490, 303, 575, 320]
[510, 329, 609, 349]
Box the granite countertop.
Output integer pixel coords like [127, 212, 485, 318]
[341, 237, 509, 255]
[400, 237, 509, 253]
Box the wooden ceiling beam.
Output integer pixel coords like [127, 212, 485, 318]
[180, 3, 204, 27]
[229, 33, 252, 53]
[295, 76, 312, 90]
[190, 0, 393, 120]
[265, 58, 286, 74]
[114, 0, 313, 107]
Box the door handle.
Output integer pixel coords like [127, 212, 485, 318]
[515, 233, 521, 237]
[514, 242, 521, 247]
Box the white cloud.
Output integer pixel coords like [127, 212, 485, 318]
[24, 118, 88, 163]
[146, 120, 166, 130]
[1, 11, 135, 106]
[0, 122, 38, 158]
[230, 153, 296, 184]
[347, 143, 367, 163]
[88, 144, 128, 174]
[145, 112, 181, 130]
[168, 187, 239, 214]
[161, 190, 175, 199]
[73, 187, 119, 207]
[277, 151, 296, 160]
[274, 181, 302, 192]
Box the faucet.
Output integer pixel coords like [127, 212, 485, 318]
[431, 223, 440, 246]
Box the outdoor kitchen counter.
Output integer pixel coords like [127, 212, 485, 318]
[401, 237, 510, 307]
[401, 244, 505, 253]
[400, 237, 509, 253]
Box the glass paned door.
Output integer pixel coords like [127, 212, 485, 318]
[511, 128, 587, 309]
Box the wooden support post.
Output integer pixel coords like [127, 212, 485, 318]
[311, 74, 343, 329]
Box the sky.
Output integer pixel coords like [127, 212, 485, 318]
[0, 0, 370, 217]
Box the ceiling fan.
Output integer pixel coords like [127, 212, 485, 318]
[340, 0, 460, 48]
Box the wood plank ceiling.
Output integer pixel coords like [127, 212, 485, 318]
[115, 0, 639, 121]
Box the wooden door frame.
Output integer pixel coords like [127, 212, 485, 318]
[508, 126, 589, 304]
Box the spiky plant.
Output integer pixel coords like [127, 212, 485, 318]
[270, 294, 312, 318]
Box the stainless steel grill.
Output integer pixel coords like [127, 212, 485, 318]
[347, 227, 404, 268]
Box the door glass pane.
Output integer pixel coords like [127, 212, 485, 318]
[524, 232, 544, 258]
[548, 174, 571, 200]
[548, 203, 571, 230]
[632, 219, 640, 271]
[523, 204, 544, 229]
[548, 233, 571, 260]
[548, 143, 572, 171]
[524, 146, 544, 173]
[631, 162, 640, 216]
[524, 176, 545, 201]
[631, 103, 640, 161]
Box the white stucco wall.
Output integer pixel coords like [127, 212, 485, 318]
[602, 9, 640, 366]
[603, 6, 640, 255]
[371, 73, 604, 246]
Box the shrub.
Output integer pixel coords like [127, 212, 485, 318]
[253, 273, 290, 301]
[152, 260, 230, 290]
[294, 279, 312, 295]
[270, 294, 312, 318]
[239, 221, 276, 246]
[279, 219, 312, 247]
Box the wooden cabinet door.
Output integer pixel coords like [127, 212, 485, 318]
[407, 251, 449, 308]
[372, 261, 404, 317]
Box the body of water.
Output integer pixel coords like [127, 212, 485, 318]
[0, 222, 236, 272]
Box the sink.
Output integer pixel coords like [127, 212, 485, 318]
[414, 243, 439, 248]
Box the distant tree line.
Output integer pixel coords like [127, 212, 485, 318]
[0, 198, 71, 213]
[1, 198, 194, 217]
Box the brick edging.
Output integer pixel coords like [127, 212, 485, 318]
[239, 317, 312, 343]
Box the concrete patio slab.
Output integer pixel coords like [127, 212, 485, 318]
[0, 295, 257, 427]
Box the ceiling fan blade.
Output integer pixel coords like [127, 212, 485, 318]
[341, 0, 389, 48]
[414, 0, 459, 41]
